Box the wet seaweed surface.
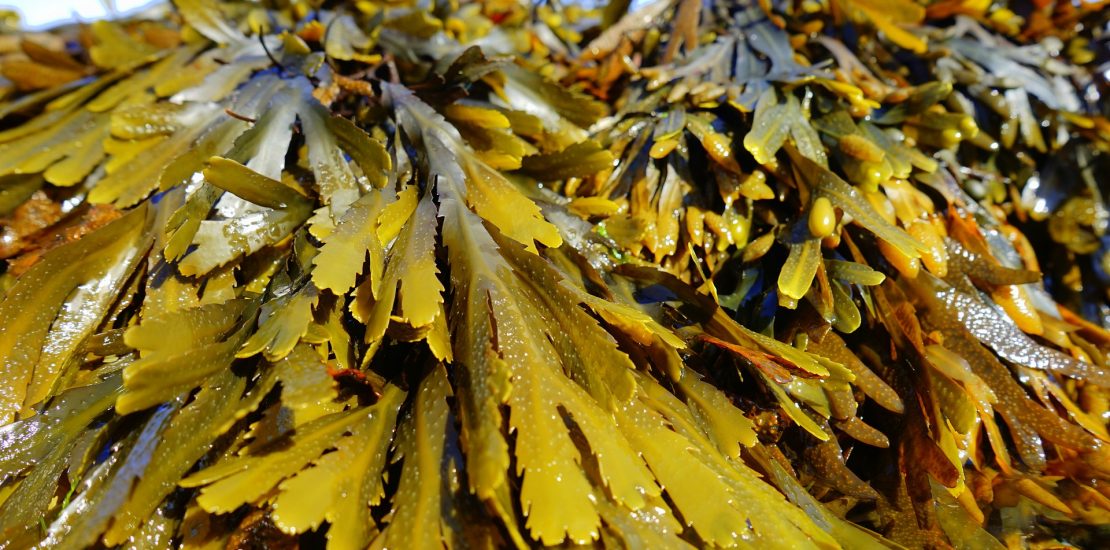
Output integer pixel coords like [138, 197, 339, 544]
[1, 0, 1109, 548]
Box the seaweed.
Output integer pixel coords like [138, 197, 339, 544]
[0, 0, 1108, 547]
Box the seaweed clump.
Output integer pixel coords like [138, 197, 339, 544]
[0, 0, 1109, 548]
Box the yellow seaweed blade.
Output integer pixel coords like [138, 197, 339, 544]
[370, 366, 454, 550]
[0, 205, 151, 423]
[311, 190, 387, 295]
[778, 238, 822, 302]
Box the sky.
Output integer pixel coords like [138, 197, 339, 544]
[1, 0, 637, 30]
[1, 0, 161, 29]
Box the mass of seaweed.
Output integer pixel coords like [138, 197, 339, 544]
[0, 0, 1108, 547]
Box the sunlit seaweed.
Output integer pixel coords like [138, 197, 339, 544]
[0, 0, 1108, 548]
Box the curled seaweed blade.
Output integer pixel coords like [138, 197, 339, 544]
[203, 157, 311, 211]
